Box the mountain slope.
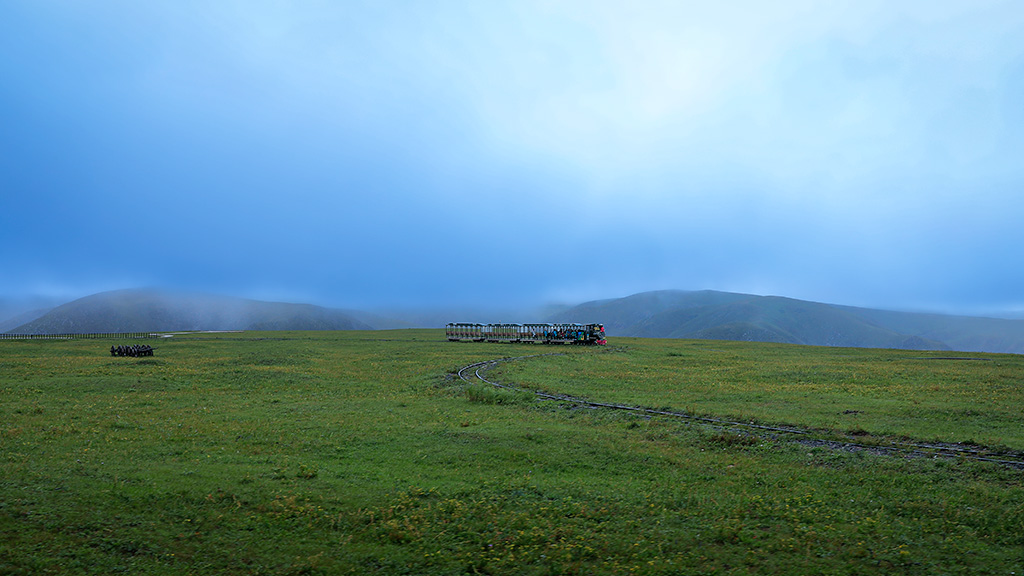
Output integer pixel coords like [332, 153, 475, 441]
[636, 297, 945, 348]
[550, 290, 751, 334]
[837, 306, 1024, 354]
[0, 307, 54, 333]
[550, 290, 1024, 354]
[8, 289, 373, 333]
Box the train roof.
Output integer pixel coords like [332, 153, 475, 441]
[446, 322, 602, 326]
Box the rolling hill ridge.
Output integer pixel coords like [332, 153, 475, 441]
[7, 289, 374, 334]
[6, 288, 1024, 354]
[549, 290, 1024, 354]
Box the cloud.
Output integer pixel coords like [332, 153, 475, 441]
[2, 1, 1023, 314]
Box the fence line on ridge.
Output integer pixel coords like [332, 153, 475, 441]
[0, 332, 158, 340]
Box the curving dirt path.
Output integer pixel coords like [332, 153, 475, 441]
[456, 354, 1024, 470]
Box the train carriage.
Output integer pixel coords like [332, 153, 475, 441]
[446, 322, 605, 345]
[446, 322, 484, 342]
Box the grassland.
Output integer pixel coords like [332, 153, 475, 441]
[1, 331, 1022, 574]
[493, 339, 1024, 450]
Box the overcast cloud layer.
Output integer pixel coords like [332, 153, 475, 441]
[2, 1, 1023, 315]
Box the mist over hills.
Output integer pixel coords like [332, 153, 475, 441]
[0, 307, 52, 333]
[4, 288, 1024, 354]
[549, 290, 1024, 354]
[0, 296, 64, 332]
[6, 290, 373, 334]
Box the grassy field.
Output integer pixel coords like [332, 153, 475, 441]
[492, 339, 1024, 450]
[1, 331, 1022, 575]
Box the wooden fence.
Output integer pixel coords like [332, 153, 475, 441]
[0, 332, 158, 340]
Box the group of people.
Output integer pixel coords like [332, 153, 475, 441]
[110, 344, 155, 357]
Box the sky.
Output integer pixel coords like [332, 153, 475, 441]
[2, 1, 1024, 316]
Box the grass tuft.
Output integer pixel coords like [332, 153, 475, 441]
[465, 384, 535, 405]
[703, 430, 759, 448]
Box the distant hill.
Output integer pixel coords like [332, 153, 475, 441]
[9, 287, 1024, 354]
[0, 296, 63, 332]
[0, 307, 54, 332]
[7, 289, 374, 334]
[549, 290, 1024, 354]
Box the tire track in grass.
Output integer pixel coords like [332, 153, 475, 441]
[456, 354, 1024, 470]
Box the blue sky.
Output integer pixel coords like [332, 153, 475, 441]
[2, 1, 1023, 315]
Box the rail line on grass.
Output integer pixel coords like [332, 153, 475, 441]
[456, 354, 1024, 470]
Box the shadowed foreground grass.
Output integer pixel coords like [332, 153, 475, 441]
[1, 331, 1021, 574]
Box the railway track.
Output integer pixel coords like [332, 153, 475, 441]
[457, 354, 1024, 470]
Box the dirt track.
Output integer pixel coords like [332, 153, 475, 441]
[456, 354, 1024, 470]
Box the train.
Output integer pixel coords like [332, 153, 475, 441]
[446, 322, 606, 345]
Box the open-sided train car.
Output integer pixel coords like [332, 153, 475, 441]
[446, 322, 606, 345]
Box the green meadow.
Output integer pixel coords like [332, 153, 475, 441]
[1, 331, 1022, 575]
